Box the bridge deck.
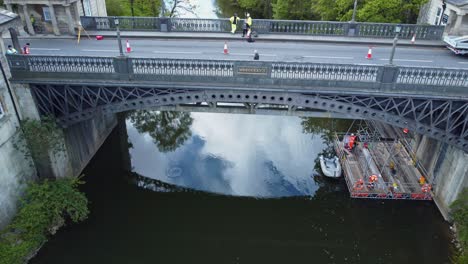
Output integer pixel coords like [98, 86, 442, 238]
[334, 136, 432, 200]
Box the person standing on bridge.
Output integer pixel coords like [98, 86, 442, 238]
[6, 45, 18, 55]
[229, 13, 240, 34]
[242, 13, 252, 37]
[22, 43, 30, 55]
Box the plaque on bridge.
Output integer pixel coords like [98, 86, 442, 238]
[237, 66, 269, 76]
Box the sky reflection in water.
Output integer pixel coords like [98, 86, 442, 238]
[127, 112, 326, 197]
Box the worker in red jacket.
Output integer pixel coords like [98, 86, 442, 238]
[22, 43, 30, 54]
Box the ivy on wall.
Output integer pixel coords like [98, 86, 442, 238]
[13, 116, 65, 164]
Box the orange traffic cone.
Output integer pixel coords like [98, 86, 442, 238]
[126, 39, 131, 53]
[411, 34, 416, 44]
[366, 47, 372, 59]
[224, 42, 228, 54]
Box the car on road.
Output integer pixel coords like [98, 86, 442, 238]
[443, 35, 468, 55]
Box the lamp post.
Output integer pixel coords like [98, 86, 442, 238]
[114, 17, 124, 56]
[388, 25, 401, 65]
[351, 0, 358, 22]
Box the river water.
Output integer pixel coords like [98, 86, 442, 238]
[30, 1, 453, 262]
[30, 112, 452, 264]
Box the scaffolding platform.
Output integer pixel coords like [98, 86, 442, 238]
[333, 121, 432, 201]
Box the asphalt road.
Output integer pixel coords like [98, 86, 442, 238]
[8, 38, 468, 68]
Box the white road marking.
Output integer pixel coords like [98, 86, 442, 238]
[303, 55, 353, 59]
[229, 52, 277, 57]
[153, 51, 202, 54]
[82, 49, 117, 52]
[30, 48, 61, 51]
[458, 62, 468, 64]
[379, 58, 433, 63]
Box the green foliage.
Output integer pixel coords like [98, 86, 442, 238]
[0, 178, 89, 264]
[235, 0, 427, 23]
[106, 0, 162, 17]
[129, 111, 193, 152]
[451, 188, 468, 263]
[14, 117, 64, 162]
[237, 0, 275, 18]
[273, 0, 317, 20]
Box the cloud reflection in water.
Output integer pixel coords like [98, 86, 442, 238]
[127, 112, 326, 197]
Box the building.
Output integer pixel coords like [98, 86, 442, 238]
[418, 0, 468, 35]
[3, 0, 107, 36]
[0, 9, 36, 229]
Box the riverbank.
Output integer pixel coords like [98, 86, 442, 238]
[450, 188, 468, 263]
[0, 178, 89, 264]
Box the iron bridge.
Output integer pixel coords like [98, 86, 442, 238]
[7, 55, 468, 152]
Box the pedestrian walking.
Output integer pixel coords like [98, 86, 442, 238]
[6, 45, 18, 55]
[229, 13, 240, 34]
[22, 43, 30, 55]
[253, 50, 259, 60]
[246, 28, 255, 43]
[242, 13, 252, 37]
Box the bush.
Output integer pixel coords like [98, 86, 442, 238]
[0, 178, 89, 264]
[451, 188, 468, 263]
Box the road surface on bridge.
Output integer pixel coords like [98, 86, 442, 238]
[10, 38, 468, 69]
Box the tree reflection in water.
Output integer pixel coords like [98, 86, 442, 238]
[301, 117, 355, 173]
[129, 110, 193, 153]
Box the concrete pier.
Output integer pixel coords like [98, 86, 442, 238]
[415, 135, 468, 220]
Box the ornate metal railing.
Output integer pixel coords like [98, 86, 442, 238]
[23, 56, 115, 73]
[80, 16, 445, 40]
[132, 58, 234, 76]
[356, 23, 444, 40]
[80, 16, 162, 31]
[271, 63, 379, 81]
[169, 18, 230, 32]
[267, 20, 347, 35]
[397, 67, 468, 87]
[7, 55, 468, 96]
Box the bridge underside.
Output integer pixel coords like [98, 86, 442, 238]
[30, 84, 468, 152]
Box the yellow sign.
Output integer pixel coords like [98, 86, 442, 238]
[237, 67, 268, 76]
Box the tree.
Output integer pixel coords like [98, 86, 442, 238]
[237, 0, 275, 18]
[356, 0, 428, 23]
[163, 0, 198, 17]
[273, 0, 317, 20]
[129, 110, 193, 152]
[311, 0, 360, 21]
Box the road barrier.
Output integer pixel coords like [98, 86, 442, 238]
[80, 16, 445, 40]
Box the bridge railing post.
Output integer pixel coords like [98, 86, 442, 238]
[346, 22, 359, 37]
[377, 65, 399, 90]
[113, 56, 133, 80]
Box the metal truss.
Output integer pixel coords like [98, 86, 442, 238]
[30, 84, 468, 152]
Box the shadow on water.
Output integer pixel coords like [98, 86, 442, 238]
[31, 113, 453, 264]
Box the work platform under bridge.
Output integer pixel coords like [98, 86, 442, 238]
[335, 121, 433, 200]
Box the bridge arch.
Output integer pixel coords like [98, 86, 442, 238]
[30, 84, 468, 152]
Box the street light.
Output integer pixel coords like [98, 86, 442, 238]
[351, 0, 358, 22]
[388, 25, 401, 65]
[114, 17, 124, 56]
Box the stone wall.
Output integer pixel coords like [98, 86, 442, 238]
[1, 82, 117, 228]
[415, 135, 468, 220]
[0, 68, 36, 229]
[61, 112, 117, 177]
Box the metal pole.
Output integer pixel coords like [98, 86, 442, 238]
[116, 23, 124, 56]
[351, 0, 358, 22]
[389, 33, 398, 65]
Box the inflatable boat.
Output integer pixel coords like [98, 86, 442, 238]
[319, 155, 342, 178]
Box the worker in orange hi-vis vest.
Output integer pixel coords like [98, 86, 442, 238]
[348, 133, 357, 150]
[419, 176, 426, 185]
